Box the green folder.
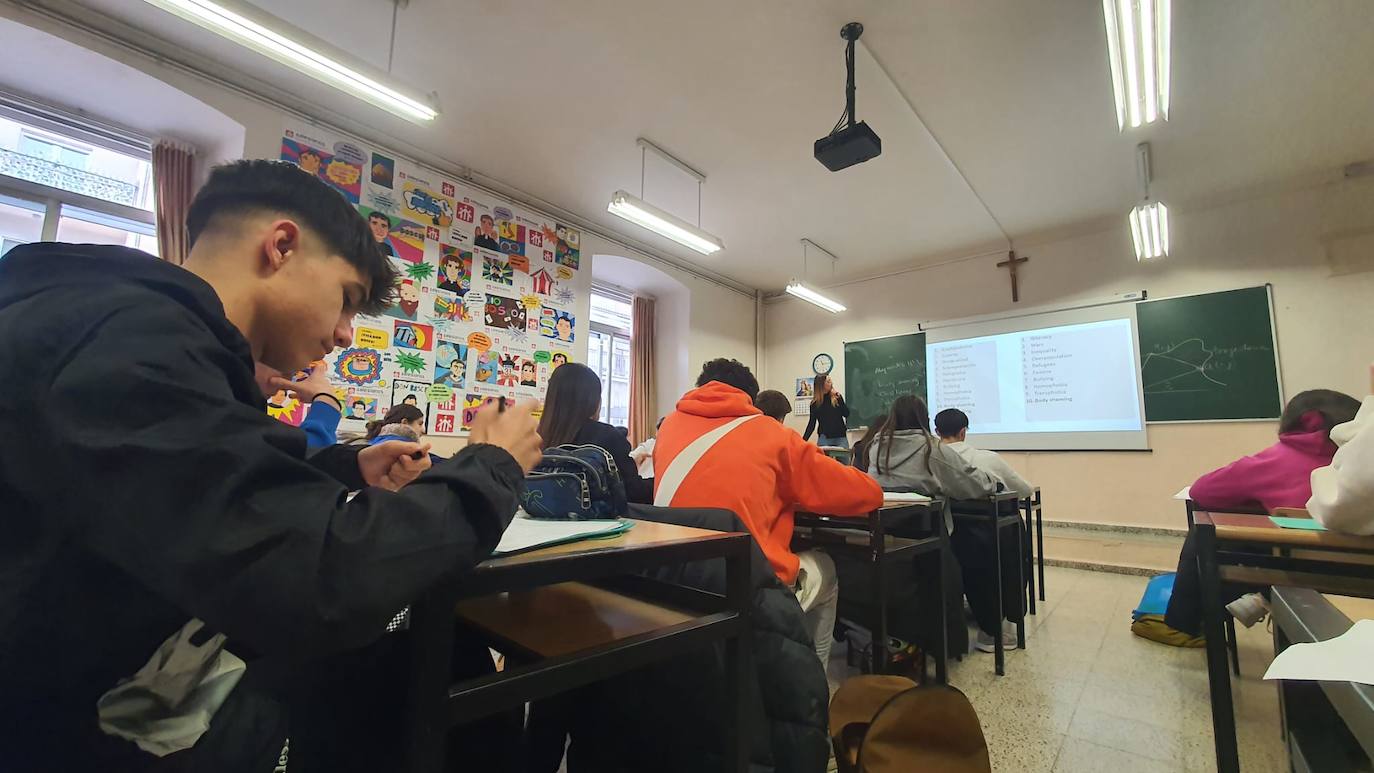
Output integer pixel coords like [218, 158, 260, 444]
[1269, 516, 1326, 531]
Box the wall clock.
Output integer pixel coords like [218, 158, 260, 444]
[812, 353, 834, 376]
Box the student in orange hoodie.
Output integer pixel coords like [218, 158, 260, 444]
[654, 359, 885, 666]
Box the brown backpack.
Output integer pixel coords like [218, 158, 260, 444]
[829, 676, 991, 773]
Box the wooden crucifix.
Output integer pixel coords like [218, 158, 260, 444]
[996, 250, 1029, 303]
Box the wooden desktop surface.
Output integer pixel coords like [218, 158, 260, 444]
[1196, 511, 1374, 551]
[456, 581, 696, 659]
[477, 519, 739, 570]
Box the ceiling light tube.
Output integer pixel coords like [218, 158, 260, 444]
[140, 0, 439, 122]
[1102, 0, 1171, 130]
[607, 190, 723, 255]
[784, 280, 847, 313]
[1130, 201, 1169, 260]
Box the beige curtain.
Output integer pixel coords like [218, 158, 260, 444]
[629, 295, 657, 446]
[152, 140, 195, 265]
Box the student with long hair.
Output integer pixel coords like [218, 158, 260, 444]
[868, 395, 1025, 653]
[802, 374, 849, 447]
[1136, 388, 1362, 646]
[537, 362, 652, 503]
[851, 414, 888, 473]
[363, 404, 427, 444]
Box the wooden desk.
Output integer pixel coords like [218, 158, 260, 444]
[1193, 511, 1374, 773]
[794, 498, 949, 683]
[402, 519, 753, 773]
[1270, 586, 1374, 772]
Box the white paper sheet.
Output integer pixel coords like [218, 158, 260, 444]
[1263, 619, 1374, 686]
[883, 492, 933, 504]
[1173, 486, 1192, 501]
[493, 516, 628, 555]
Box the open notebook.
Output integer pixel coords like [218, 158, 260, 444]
[493, 515, 633, 556]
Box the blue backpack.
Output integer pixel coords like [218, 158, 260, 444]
[522, 444, 628, 520]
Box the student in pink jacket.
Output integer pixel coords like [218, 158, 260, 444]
[1135, 389, 1360, 647]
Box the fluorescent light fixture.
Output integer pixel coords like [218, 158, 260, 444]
[140, 0, 439, 122]
[1129, 201, 1169, 260]
[607, 190, 723, 255]
[1102, 0, 1170, 129]
[784, 280, 847, 313]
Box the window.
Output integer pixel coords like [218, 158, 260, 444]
[588, 288, 634, 428]
[0, 103, 156, 257]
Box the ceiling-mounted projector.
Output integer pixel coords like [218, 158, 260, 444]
[815, 22, 881, 172]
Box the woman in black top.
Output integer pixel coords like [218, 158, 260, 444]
[803, 374, 850, 447]
[536, 362, 653, 504]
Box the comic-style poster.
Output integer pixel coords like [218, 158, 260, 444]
[434, 339, 468, 390]
[556, 223, 581, 271]
[265, 391, 306, 427]
[539, 308, 576, 344]
[391, 380, 430, 424]
[484, 293, 527, 330]
[360, 206, 425, 264]
[286, 120, 590, 436]
[281, 129, 362, 204]
[460, 394, 514, 430]
[436, 245, 471, 297]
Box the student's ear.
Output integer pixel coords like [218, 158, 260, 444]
[262, 219, 303, 274]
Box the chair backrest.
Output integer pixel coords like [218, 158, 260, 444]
[831, 677, 990, 773]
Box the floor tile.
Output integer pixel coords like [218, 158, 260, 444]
[1066, 705, 1183, 762]
[1053, 737, 1175, 773]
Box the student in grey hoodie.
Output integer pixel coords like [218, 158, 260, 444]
[867, 395, 1020, 653]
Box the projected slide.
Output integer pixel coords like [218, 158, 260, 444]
[927, 318, 1143, 436]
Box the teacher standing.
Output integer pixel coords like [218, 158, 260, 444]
[803, 374, 850, 448]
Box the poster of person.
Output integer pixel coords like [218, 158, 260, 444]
[473, 213, 501, 251]
[385, 279, 423, 321]
[794, 377, 814, 416]
[473, 349, 502, 386]
[434, 339, 468, 390]
[539, 308, 575, 344]
[390, 380, 430, 425]
[556, 223, 580, 271]
[359, 206, 425, 264]
[281, 130, 361, 203]
[436, 245, 471, 296]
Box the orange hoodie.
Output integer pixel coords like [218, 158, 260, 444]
[654, 381, 884, 585]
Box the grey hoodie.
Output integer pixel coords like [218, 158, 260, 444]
[868, 429, 998, 531]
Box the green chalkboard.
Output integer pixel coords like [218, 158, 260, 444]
[843, 332, 926, 429]
[1137, 286, 1282, 422]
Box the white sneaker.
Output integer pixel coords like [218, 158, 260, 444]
[974, 625, 1019, 653]
[1226, 592, 1269, 628]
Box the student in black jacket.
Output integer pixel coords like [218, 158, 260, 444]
[0, 160, 543, 772]
[803, 374, 851, 447]
[536, 362, 653, 504]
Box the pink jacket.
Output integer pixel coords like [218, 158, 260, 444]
[1191, 411, 1337, 514]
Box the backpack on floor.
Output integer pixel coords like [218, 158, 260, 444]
[522, 444, 628, 520]
[830, 676, 990, 773]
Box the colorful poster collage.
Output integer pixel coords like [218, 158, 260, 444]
[282, 123, 589, 437]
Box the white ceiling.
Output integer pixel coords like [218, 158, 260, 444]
[47, 0, 1374, 289]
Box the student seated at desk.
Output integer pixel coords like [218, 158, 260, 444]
[867, 395, 1025, 653]
[934, 408, 1034, 498]
[1136, 389, 1361, 647]
[851, 414, 888, 473]
[654, 358, 884, 666]
[539, 362, 653, 504]
[754, 389, 792, 423]
[0, 160, 546, 772]
[629, 417, 664, 478]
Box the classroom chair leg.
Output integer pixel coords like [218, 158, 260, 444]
[994, 518, 1005, 677]
[1224, 617, 1240, 677]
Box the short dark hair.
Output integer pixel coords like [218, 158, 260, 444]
[934, 408, 969, 438]
[1279, 389, 1361, 435]
[697, 358, 759, 401]
[755, 390, 791, 422]
[187, 160, 396, 315]
[352, 400, 366, 409]
[368, 211, 391, 226]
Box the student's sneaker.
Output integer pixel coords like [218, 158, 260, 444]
[974, 623, 1019, 653]
[1226, 592, 1270, 628]
[1131, 615, 1205, 647]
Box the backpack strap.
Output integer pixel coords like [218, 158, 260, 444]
[654, 415, 762, 507]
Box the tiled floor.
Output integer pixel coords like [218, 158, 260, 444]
[827, 566, 1288, 772]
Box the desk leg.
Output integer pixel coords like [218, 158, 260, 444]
[993, 514, 1005, 677]
[1023, 501, 1037, 616]
[404, 593, 454, 773]
[724, 538, 751, 773]
[935, 536, 948, 685]
[1035, 501, 1046, 602]
[1014, 519, 1026, 651]
[1197, 525, 1240, 773]
[873, 512, 890, 676]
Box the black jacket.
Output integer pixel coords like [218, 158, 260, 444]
[0, 245, 523, 771]
[558, 505, 830, 773]
[803, 396, 849, 441]
[572, 419, 653, 505]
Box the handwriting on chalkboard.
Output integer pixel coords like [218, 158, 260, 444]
[1141, 338, 1274, 394]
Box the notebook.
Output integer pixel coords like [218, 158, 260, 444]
[493, 515, 633, 556]
[883, 492, 933, 504]
[1269, 516, 1326, 531]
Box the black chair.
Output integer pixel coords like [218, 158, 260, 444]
[950, 491, 1027, 676]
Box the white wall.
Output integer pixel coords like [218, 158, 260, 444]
[765, 179, 1374, 530]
